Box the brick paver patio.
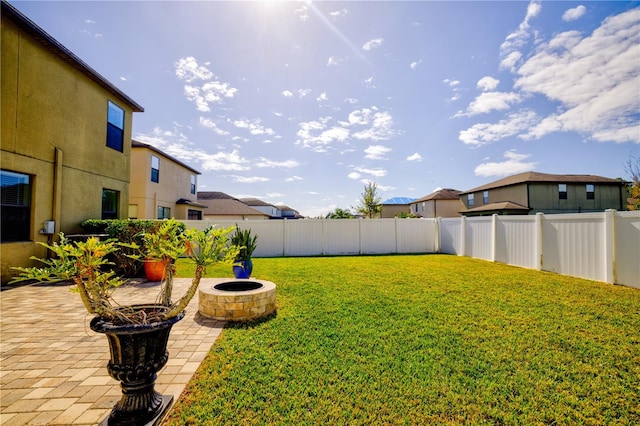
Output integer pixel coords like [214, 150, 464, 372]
[0, 278, 225, 425]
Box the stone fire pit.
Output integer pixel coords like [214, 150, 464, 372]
[198, 278, 276, 321]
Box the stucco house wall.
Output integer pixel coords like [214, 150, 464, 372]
[129, 141, 203, 220]
[1, 3, 142, 282]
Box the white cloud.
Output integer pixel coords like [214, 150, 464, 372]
[459, 91, 523, 116]
[344, 98, 359, 104]
[477, 76, 500, 92]
[407, 153, 422, 161]
[364, 145, 391, 160]
[230, 175, 270, 183]
[474, 150, 537, 177]
[233, 118, 276, 136]
[255, 158, 300, 168]
[199, 117, 229, 136]
[410, 60, 422, 70]
[499, 0, 541, 71]
[175, 57, 213, 82]
[362, 38, 383, 51]
[563, 5, 586, 22]
[330, 8, 348, 19]
[285, 175, 304, 182]
[200, 150, 250, 172]
[294, 4, 309, 21]
[327, 56, 346, 66]
[443, 78, 460, 87]
[316, 92, 329, 102]
[516, 7, 640, 143]
[298, 88, 312, 98]
[350, 108, 396, 141]
[296, 118, 350, 152]
[348, 172, 361, 180]
[282, 90, 294, 98]
[459, 110, 539, 146]
[176, 57, 237, 111]
[353, 166, 387, 177]
[362, 76, 375, 88]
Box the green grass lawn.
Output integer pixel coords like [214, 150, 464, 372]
[165, 255, 640, 425]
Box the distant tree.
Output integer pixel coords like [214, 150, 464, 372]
[354, 182, 383, 218]
[325, 208, 354, 219]
[395, 212, 417, 218]
[625, 153, 640, 211]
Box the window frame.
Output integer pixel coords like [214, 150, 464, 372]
[586, 184, 595, 200]
[558, 184, 567, 200]
[102, 188, 119, 219]
[483, 191, 489, 204]
[106, 101, 125, 152]
[1, 170, 32, 242]
[190, 174, 196, 194]
[468, 193, 475, 207]
[188, 209, 202, 220]
[151, 156, 160, 183]
[157, 206, 171, 219]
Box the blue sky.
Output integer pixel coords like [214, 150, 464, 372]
[14, 1, 640, 217]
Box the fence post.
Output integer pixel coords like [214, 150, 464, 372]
[535, 212, 543, 271]
[604, 209, 616, 284]
[435, 217, 441, 253]
[459, 216, 466, 257]
[491, 214, 498, 262]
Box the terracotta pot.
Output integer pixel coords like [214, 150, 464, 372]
[144, 259, 166, 282]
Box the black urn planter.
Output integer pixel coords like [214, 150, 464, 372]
[90, 307, 185, 426]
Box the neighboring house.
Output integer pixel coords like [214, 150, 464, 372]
[241, 198, 280, 218]
[276, 205, 304, 219]
[380, 197, 415, 218]
[198, 192, 270, 220]
[1, 2, 143, 282]
[129, 140, 205, 220]
[410, 189, 463, 218]
[459, 172, 627, 216]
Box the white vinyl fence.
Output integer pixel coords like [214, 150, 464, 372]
[182, 210, 639, 289]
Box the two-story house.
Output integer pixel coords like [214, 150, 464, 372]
[409, 189, 464, 218]
[459, 172, 627, 216]
[1, 1, 143, 282]
[129, 140, 205, 220]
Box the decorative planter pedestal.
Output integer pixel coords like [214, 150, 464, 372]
[90, 308, 185, 426]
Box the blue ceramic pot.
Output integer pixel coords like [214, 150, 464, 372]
[233, 260, 253, 278]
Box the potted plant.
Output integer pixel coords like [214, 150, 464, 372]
[140, 220, 186, 282]
[10, 219, 239, 425]
[230, 226, 258, 279]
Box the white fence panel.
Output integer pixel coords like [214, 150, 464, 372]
[439, 218, 462, 255]
[466, 217, 494, 261]
[615, 212, 640, 288]
[542, 213, 606, 282]
[495, 216, 538, 269]
[323, 219, 361, 255]
[284, 220, 323, 256]
[397, 219, 436, 253]
[360, 219, 397, 254]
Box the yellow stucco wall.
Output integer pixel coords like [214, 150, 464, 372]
[129, 146, 202, 219]
[1, 15, 137, 282]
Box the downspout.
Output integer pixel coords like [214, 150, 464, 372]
[52, 148, 63, 238]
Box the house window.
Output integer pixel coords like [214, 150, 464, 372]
[586, 184, 595, 200]
[414, 204, 418, 213]
[483, 191, 489, 204]
[1, 170, 31, 242]
[468, 194, 475, 207]
[102, 189, 119, 219]
[190, 175, 196, 194]
[157, 206, 170, 219]
[422, 202, 425, 212]
[106, 101, 125, 152]
[559, 184, 567, 200]
[151, 156, 159, 183]
[188, 209, 202, 220]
